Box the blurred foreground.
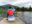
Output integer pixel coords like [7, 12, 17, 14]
[0, 17, 25, 24]
[0, 12, 25, 24]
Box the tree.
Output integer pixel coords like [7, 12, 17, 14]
[21, 7, 24, 11]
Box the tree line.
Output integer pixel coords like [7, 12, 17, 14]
[15, 6, 32, 11]
[0, 5, 32, 12]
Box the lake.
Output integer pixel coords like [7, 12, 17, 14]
[23, 11, 32, 24]
[17, 11, 32, 24]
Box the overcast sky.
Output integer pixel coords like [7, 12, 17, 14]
[0, 0, 32, 7]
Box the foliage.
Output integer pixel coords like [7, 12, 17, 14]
[0, 8, 3, 14]
[0, 5, 32, 12]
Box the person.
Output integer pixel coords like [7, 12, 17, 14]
[7, 8, 15, 21]
[7, 7, 16, 17]
[7, 9, 14, 16]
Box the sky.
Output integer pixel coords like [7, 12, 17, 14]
[0, 0, 32, 7]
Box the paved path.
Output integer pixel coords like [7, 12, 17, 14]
[0, 17, 25, 24]
[15, 17, 25, 24]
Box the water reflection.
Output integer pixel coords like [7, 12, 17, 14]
[23, 11, 32, 24]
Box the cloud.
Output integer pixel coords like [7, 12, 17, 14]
[0, 0, 32, 7]
[13, 0, 32, 7]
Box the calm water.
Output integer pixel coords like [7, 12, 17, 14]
[23, 11, 32, 24]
